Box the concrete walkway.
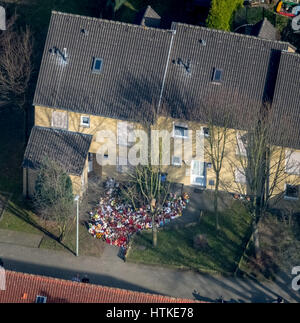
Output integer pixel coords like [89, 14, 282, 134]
[0, 229, 42, 248]
[0, 242, 299, 303]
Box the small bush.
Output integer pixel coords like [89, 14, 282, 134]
[193, 234, 209, 250]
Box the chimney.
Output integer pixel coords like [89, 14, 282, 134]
[63, 48, 68, 60]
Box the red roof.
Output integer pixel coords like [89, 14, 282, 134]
[0, 270, 199, 303]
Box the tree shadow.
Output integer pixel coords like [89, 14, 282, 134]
[7, 201, 75, 255]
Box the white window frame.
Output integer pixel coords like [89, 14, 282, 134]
[117, 121, 135, 147]
[235, 167, 246, 184]
[284, 183, 299, 200]
[172, 155, 182, 166]
[173, 122, 189, 139]
[51, 111, 68, 130]
[202, 127, 210, 138]
[236, 131, 247, 157]
[285, 150, 300, 175]
[191, 160, 206, 187]
[80, 115, 90, 128]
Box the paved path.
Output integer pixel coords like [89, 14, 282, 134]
[0, 242, 299, 303]
[0, 229, 42, 248]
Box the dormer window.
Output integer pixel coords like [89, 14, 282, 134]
[92, 58, 103, 74]
[212, 68, 222, 83]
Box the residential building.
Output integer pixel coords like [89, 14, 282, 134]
[0, 270, 198, 303]
[23, 10, 300, 202]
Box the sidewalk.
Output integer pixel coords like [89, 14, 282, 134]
[0, 242, 299, 303]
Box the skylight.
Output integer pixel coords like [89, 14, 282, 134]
[92, 58, 103, 74]
[212, 68, 222, 83]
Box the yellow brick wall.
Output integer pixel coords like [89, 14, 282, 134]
[34, 105, 300, 197]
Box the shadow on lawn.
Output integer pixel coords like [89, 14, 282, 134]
[7, 201, 75, 255]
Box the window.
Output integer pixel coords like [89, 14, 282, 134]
[191, 160, 206, 187]
[172, 156, 182, 166]
[285, 150, 300, 175]
[80, 116, 90, 127]
[285, 184, 299, 199]
[117, 122, 135, 146]
[51, 111, 68, 129]
[235, 168, 246, 184]
[92, 57, 103, 74]
[203, 127, 210, 137]
[174, 124, 188, 138]
[236, 132, 247, 156]
[212, 68, 222, 83]
[36, 296, 47, 303]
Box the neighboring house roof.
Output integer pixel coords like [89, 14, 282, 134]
[162, 22, 290, 130]
[0, 270, 199, 303]
[33, 11, 299, 147]
[137, 5, 161, 28]
[251, 18, 278, 41]
[270, 51, 300, 149]
[23, 126, 92, 176]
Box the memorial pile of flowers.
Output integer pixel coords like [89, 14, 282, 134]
[88, 179, 190, 252]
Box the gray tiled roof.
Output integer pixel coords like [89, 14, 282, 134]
[33, 11, 173, 123]
[270, 51, 300, 149]
[251, 18, 278, 41]
[33, 11, 299, 147]
[162, 22, 290, 129]
[23, 126, 92, 175]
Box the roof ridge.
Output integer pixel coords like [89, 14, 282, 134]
[34, 125, 93, 138]
[6, 270, 196, 302]
[51, 10, 169, 33]
[174, 21, 295, 49]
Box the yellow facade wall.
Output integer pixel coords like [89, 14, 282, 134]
[34, 105, 300, 198]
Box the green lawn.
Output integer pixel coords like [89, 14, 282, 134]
[127, 202, 253, 274]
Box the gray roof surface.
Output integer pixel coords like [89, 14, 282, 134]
[251, 18, 278, 41]
[33, 11, 300, 148]
[162, 22, 290, 129]
[270, 51, 300, 149]
[33, 11, 173, 123]
[23, 126, 92, 175]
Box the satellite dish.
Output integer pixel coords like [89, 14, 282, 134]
[0, 6, 6, 31]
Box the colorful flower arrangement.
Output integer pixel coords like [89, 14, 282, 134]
[88, 183, 190, 253]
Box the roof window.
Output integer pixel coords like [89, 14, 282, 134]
[212, 68, 222, 83]
[92, 58, 103, 74]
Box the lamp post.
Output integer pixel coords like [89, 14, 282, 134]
[74, 195, 80, 257]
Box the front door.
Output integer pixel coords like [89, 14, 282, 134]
[191, 160, 206, 187]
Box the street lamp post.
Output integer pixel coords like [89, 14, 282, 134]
[74, 195, 80, 257]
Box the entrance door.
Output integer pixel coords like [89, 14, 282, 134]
[191, 160, 206, 187]
[88, 153, 93, 173]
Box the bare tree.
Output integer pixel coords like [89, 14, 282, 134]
[202, 105, 233, 230]
[120, 102, 171, 248]
[121, 164, 170, 248]
[0, 12, 33, 107]
[33, 159, 74, 243]
[226, 102, 300, 259]
[0, 12, 33, 139]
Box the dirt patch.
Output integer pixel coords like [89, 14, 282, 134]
[240, 213, 299, 280]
